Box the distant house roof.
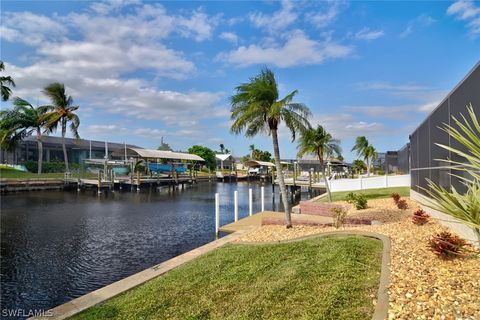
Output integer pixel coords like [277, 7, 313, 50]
[215, 154, 233, 161]
[244, 160, 275, 167]
[23, 136, 140, 149]
[112, 148, 204, 162]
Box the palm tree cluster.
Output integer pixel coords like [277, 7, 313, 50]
[0, 72, 80, 174]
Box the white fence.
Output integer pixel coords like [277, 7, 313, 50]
[328, 174, 410, 192]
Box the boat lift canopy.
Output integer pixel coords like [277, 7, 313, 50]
[244, 160, 275, 167]
[112, 147, 204, 162]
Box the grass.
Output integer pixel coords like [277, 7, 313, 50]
[72, 236, 382, 320]
[0, 167, 96, 180]
[318, 187, 410, 202]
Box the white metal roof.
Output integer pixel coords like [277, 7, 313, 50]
[215, 154, 232, 161]
[114, 148, 204, 161]
[244, 160, 275, 167]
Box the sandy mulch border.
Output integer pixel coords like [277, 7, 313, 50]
[236, 198, 480, 320]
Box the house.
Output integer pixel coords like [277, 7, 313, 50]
[215, 154, 234, 171]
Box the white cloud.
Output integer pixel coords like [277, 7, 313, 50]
[305, 1, 346, 29]
[418, 101, 440, 112]
[90, 0, 141, 15]
[400, 13, 436, 38]
[218, 30, 353, 68]
[219, 31, 239, 44]
[0, 11, 66, 46]
[312, 114, 386, 140]
[354, 27, 385, 41]
[175, 9, 217, 42]
[344, 105, 412, 119]
[447, 0, 480, 36]
[249, 0, 297, 33]
[354, 81, 430, 92]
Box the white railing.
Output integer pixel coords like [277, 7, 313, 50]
[328, 174, 410, 192]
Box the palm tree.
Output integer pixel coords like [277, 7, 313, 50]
[219, 143, 225, 154]
[364, 145, 378, 176]
[0, 61, 15, 101]
[249, 144, 255, 159]
[43, 82, 80, 172]
[351, 136, 376, 176]
[230, 68, 311, 228]
[352, 159, 366, 175]
[297, 125, 341, 202]
[0, 98, 50, 173]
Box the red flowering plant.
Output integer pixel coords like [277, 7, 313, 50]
[397, 199, 408, 210]
[429, 231, 469, 259]
[391, 192, 400, 204]
[412, 209, 430, 225]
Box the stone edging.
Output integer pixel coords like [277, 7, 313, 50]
[236, 230, 391, 320]
[29, 227, 257, 320]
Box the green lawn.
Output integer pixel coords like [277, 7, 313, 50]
[0, 167, 96, 179]
[72, 236, 382, 320]
[318, 187, 410, 202]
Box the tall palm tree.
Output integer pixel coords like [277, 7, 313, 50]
[0, 61, 15, 101]
[230, 68, 311, 228]
[0, 98, 50, 173]
[364, 145, 378, 176]
[43, 82, 80, 172]
[249, 144, 255, 159]
[219, 143, 225, 154]
[297, 125, 341, 202]
[351, 136, 377, 176]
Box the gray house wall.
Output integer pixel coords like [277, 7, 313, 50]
[409, 62, 480, 195]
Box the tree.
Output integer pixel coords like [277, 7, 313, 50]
[352, 159, 367, 175]
[351, 136, 376, 176]
[364, 145, 378, 176]
[0, 98, 50, 173]
[337, 154, 344, 162]
[43, 82, 80, 172]
[297, 125, 341, 202]
[249, 144, 255, 158]
[188, 145, 216, 170]
[230, 68, 311, 228]
[422, 104, 480, 242]
[219, 143, 225, 154]
[158, 137, 173, 151]
[0, 61, 15, 101]
[224, 148, 230, 154]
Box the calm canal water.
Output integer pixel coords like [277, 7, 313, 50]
[0, 181, 320, 318]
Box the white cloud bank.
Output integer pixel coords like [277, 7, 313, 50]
[447, 0, 480, 36]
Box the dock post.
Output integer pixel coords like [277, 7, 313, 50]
[97, 172, 102, 194]
[136, 172, 140, 192]
[234, 190, 238, 222]
[261, 186, 265, 212]
[249, 188, 253, 216]
[215, 193, 220, 235]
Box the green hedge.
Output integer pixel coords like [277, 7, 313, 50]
[23, 160, 82, 173]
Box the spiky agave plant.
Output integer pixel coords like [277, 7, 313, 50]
[422, 104, 480, 242]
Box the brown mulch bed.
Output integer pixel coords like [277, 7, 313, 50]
[237, 198, 480, 320]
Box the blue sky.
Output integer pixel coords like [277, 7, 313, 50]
[1, 0, 479, 161]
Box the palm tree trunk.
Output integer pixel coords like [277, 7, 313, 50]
[271, 128, 291, 228]
[36, 128, 43, 174]
[366, 158, 370, 177]
[318, 153, 332, 202]
[62, 121, 69, 172]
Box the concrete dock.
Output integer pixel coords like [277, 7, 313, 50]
[219, 211, 333, 233]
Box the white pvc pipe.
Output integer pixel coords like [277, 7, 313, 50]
[215, 193, 220, 235]
[249, 188, 253, 216]
[261, 186, 265, 212]
[234, 190, 238, 222]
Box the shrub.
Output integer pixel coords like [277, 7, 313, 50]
[391, 192, 400, 204]
[412, 209, 430, 225]
[23, 160, 81, 173]
[397, 199, 408, 210]
[331, 207, 347, 229]
[429, 231, 468, 259]
[346, 192, 368, 210]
